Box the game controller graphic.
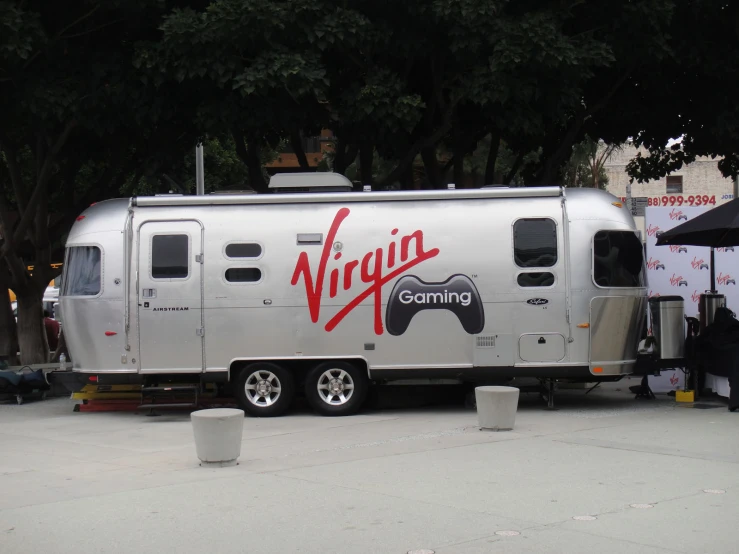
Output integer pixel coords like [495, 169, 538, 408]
[385, 274, 484, 336]
[678, 215, 688, 221]
[726, 247, 735, 252]
[700, 263, 709, 270]
[678, 280, 688, 287]
[728, 279, 736, 285]
[678, 247, 688, 253]
[655, 263, 665, 270]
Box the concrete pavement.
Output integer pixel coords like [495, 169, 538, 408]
[1, 381, 737, 553]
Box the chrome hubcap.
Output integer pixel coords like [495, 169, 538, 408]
[245, 370, 282, 407]
[317, 369, 355, 406]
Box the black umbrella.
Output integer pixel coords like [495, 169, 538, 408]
[655, 197, 739, 290]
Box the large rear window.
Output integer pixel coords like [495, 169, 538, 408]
[593, 231, 645, 288]
[62, 246, 102, 296]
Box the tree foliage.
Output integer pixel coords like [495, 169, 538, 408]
[0, 0, 199, 362]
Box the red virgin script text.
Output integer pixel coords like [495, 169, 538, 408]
[669, 209, 685, 220]
[691, 257, 705, 269]
[647, 224, 661, 237]
[291, 207, 440, 335]
[647, 257, 661, 270]
[669, 274, 684, 286]
[692, 290, 701, 303]
[669, 245, 683, 253]
[717, 273, 733, 286]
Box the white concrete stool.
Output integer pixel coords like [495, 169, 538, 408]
[474, 386, 520, 431]
[190, 408, 245, 467]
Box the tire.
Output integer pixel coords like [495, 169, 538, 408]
[234, 362, 295, 417]
[304, 361, 369, 416]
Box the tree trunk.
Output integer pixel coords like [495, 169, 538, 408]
[333, 138, 347, 174]
[401, 162, 416, 190]
[421, 146, 442, 189]
[334, 139, 358, 176]
[591, 162, 600, 189]
[290, 130, 310, 170]
[245, 138, 268, 193]
[359, 142, 374, 187]
[15, 288, 49, 364]
[51, 328, 69, 363]
[0, 283, 19, 365]
[453, 150, 465, 189]
[485, 133, 501, 185]
[505, 151, 526, 185]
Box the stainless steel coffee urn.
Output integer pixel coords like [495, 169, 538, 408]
[649, 296, 685, 359]
[699, 293, 726, 333]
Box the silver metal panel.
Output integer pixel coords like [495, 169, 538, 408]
[59, 228, 129, 373]
[59, 298, 127, 371]
[518, 333, 566, 362]
[134, 186, 563, 207]
[650, 299, 685, 359]
[590, 296, 647, 368]
[137, 220, 204, 373]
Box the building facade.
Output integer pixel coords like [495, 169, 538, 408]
[604, 143, 736, 208]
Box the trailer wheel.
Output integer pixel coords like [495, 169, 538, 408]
[305, 361, 368, 416]
[235, 362, 295, 417]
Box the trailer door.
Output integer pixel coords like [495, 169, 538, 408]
[137, 221, 204, 373]
[513, 216, 568, 363]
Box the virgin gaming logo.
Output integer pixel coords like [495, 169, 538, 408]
[385, 274, 484, 336]
[291, 207, 485, 336]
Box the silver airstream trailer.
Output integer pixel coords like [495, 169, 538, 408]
[59, 174, 648, 416]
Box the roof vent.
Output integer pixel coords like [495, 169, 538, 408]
[268, 172, 353, 193]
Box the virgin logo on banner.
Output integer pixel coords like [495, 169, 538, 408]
[645, 206, 738, 395]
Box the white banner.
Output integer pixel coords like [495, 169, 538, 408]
[645, 206, 738, 395]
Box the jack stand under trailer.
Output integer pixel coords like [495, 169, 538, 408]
[631, 375, 656, 400]
[540, 379, 557, 410]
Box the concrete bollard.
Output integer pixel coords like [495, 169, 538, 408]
[474, 386, 520, 431]
[190, 408, 245, 467]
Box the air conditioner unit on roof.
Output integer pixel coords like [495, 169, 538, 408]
[268, 172, 354, 193]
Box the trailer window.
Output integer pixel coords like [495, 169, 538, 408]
[517, 272, 555, 287]
[225, 243, 262, 259]
[593, 231, 645, 288]
[514, 219, 557, 268]
[152, 235, 189, 279]
[225, 268, 262, 283]
[62, 246, 101, 296]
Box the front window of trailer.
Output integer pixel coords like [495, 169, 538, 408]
[593, 231, 645, 288]
[62, 246, 102, 296]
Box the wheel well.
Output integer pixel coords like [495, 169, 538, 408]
[228, 358, 369, 392]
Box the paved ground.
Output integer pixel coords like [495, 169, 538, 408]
[1, 379, 737, 554]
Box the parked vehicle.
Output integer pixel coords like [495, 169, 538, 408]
[59, 174, 648, 416]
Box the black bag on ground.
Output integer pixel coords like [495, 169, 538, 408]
[697, 308, 739, 409]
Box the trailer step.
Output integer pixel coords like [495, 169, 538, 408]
[137, 403, 198, 409]
[141, 385, 199, 392]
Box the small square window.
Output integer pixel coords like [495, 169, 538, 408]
[152, 235, 189, 279]
[666, 176, 683, 194]
[513, 219, 557, 268]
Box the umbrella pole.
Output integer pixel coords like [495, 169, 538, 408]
[710, 247, 716, 292]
